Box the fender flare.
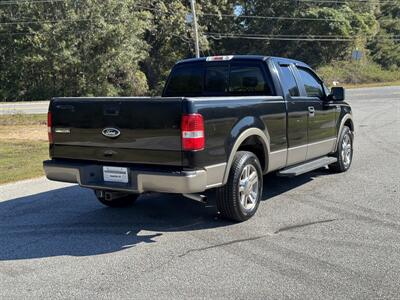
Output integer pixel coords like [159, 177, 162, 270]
[222, 128, 270, 184]
[334, 114, 354, 152]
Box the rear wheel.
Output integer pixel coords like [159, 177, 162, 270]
[94, 190, 139, 207]
[216, 151, 263, 222]
[329, 126, 353, 172]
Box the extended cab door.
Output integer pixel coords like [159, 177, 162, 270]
[277, 64, 308, 165]
[294, 66, 337, 160]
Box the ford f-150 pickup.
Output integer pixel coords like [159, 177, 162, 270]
[44, 55, 354, 222]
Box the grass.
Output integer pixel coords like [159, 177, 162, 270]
[0, 113, 47, 126]
[0, 113, 48, 184]
[317, 61, 400, 88]
[0, 141, 48, 184]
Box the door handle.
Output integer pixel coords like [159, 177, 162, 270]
[308, 106, 315, 117]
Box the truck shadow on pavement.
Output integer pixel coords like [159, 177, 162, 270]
[0, 169, 331, 261]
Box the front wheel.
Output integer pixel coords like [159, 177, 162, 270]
[329, 125, 353, 172]
[216, 151, 263, 222]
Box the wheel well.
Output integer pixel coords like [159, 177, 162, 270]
[344, 119, 354, 132]
[237, 135, 267, 172]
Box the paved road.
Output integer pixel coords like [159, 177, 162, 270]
[0, 101, 49, 115]
[0, 86, 399, 299]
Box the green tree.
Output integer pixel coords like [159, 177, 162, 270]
[200, 0, 378, 67]
[0, 0, 397, 101]
[368, 0, 400, 69]
[0, 0, 150, 101]
[140, 0, 221, 95]
[140, 1, 193, 95]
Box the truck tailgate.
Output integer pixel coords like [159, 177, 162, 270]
[49, 97, 183, 166]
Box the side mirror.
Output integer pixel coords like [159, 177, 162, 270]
[328, 87, 345, 101]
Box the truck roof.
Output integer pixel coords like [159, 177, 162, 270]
[176, 55, 309, 68]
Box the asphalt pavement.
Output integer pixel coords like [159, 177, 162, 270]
[0, 101, 49, 115]
[0, 86, 399, 299]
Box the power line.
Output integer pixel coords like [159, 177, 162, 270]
[1, 1, 398, 41]
[0, 0, 66, 5]
[297, 0, 398, 3]
[0, 16, 146, 26]
[0, 18, 103, 25]
[208, 35, 400, 42]
[202, 12, 347, 22]
[4, 11, 394, 26]
[232, 33, 400, 38]
[0, 0, 164, 8]
[2, 27, 398, 39]
[1, 0, 396, 24]
[202, 12, 397, 23]
[206, 34, 353, 41]
[0, 5, 168, 25]
[1, 28, 399, 41]
[1, 0, 398, 4]
[205, 32, 400, 42]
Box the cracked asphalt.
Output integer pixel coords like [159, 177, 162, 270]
[0, 86, 399, 299]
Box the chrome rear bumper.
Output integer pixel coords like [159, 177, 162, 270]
[43, 160, 225, 194]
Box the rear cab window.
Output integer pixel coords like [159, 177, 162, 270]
[204, 65, 229, 95]
[163, 64, 203, 97]
[163, 60, 275, 97]
[229, 63, 272, 96]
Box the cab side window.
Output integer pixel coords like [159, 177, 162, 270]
[279, 65, 299, 97]
[297, 68, 324, 98]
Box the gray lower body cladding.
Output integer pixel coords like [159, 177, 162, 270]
[43, 160, 226, 194]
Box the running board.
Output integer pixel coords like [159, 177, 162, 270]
[277, 157, 337, 177]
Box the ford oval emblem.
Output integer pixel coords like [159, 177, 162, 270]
[102, 128, 121, 138]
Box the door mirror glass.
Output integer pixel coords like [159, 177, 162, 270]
[328, 87, 345, 101]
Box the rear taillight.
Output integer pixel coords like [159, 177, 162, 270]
[181, 114, 205, 151]
[47, 111, 53, 144]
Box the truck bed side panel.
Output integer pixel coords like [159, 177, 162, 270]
[181, 96, 287, 169]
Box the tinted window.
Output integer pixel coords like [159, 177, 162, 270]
[164, 64, 202, 96]
[205, 66, 228, 94]
[279, 65, 299, 97]
[229, 65, 270, 95]
[298, 68, 323, 98]
[164, 61, 274, 97]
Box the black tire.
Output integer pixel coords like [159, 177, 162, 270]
[94, 190, 139, 207]
[329, 125, 353, 173]
[216, 151, 263, 222]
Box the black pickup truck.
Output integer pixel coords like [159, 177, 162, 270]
[44, 55, 354, 222]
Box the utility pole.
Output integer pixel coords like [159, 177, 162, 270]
[190, 0, 200, 58]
